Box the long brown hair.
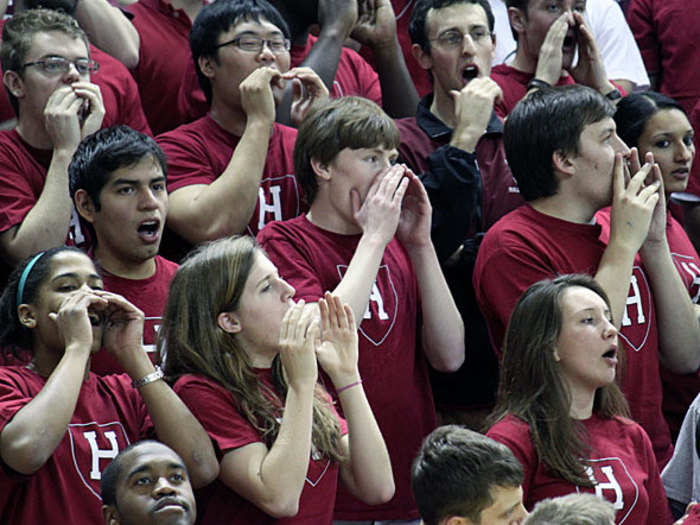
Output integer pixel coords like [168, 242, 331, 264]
[161, 236, 344, 462]
[486, 274, 630, 486]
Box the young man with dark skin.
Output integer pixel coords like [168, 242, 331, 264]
[396, 0, 522, 425]
[156, 0, 327, 261]
[473, 85, 700, 469]
[412, 426, 528, 525]
[101, 440, 196, 525]
[492, 0, 620, 117]
[70, 125, 176, 374]
[0, 9, 105, 274]
[258, 96, 464, 524]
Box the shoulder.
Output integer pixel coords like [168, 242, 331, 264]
[155, 255, 179, 277]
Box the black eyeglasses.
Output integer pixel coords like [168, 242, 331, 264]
[214, 35, 291, 54]
[21, 56, 100, 75]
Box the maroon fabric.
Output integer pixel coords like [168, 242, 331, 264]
[258, 214, 433, 520]
[474, 204, 673, 467]
[488, 413, 673, 524]
[174, 372, 347, 524]
[0, 367, 153, 524]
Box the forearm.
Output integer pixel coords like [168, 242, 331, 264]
[370, 37, 418, 118]
[332, 234, 388, 325]
[168, 120, 272, 243]
[137, 378, 219, 488]
[337, 381, 394, 504]
[74, 0, 140, 68]
[0, 348, 88, 474]
[2, 150, 74, 263]
[408, 243, 465, 371]
[256, 384, 315, 514]
[641, 241, 700, 373]
[276, 32, 345, 126]
[594, 239, 639, 330]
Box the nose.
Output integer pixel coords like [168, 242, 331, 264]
[62, 61, 82, 83]
[676, 140, 694, 162]
[257, 40, 276, 63]
[603, 317, 617, 339]
[614, 134, 631, 157]
[461, 33, 476, 55]
[280, 278, 295, 301]
[139, 187, 160, 210]
[152, 476, 176, 497]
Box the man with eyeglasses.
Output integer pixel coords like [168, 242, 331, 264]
[393, 0, 522, 431]
[0, 0, 152, 135]
[491, 0, 621, 117]
[0, 8, 106, 282]
[155, 0, 326, 260]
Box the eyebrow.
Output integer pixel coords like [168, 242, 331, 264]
[51, 272, 102, 282]
[126, 462, 186, 480]
[233, 29, 284, 38]
[111, 176, 166, 186]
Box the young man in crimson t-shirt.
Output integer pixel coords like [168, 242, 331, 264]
[70, 125, 176, 374]
[258, 96, 465, 523]
[473, 85, 700, 469]
[156, 0, 328, 261]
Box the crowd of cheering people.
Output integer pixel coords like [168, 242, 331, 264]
[0, 0, 698, 523]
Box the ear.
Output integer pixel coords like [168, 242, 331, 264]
[101, 504, 120, 525]
[310, 157, 332, 181]
[411, 43, 433, 71]
[507, 6, 528, 37]
[553, 348, 561, 362]
[198, 55, 216, 80]
[552, 149, 576, 177]
[73, 189, 97, 223]
[217, 311, 241, 334]
[3, 69, 25, 100]
[17, 304, 37, 329]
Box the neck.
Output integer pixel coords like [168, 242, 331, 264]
[95, 245, 158, 280]
[306, 201, 362, 235]
[568, 388, 595, 420]
[30, 346, 91, 381]
[209, 100, 249, 137]
[16, 118, 53, 150]
[530, 194, 597, 224]
[430, 87, 457, 129]
[510, 47, 538, 75]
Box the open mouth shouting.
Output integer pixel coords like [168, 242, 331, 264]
[462, 64, 480, 84]
[137, 218, 161, 244]
[601, 345, 618, 367]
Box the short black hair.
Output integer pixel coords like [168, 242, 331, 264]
[411, 425, 524, 525]
[190, 0, 290, 106]
[504, 85, 614, 201]
[409, 0, 495, 51]
[100, 440, 187, 507]
[68, 125, 166, 211]
[614, 91, 687, 151]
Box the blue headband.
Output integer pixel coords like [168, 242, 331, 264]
[16, 252, 45, 309]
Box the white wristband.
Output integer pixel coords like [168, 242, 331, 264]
[131, 366, 164, 389]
